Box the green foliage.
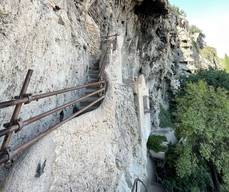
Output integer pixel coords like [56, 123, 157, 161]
[222, 54, 229, 72]
[171, 5, 186, 17]
[190, 25, 205, 37]
[180, 69, 229, 91]
[175, 81, 229, 171]
[159, 104, 173, 128]
[174, 81, 229, 191]
[147, 135, 167, 152]
[172, 69, 229, 123]
[200, 46, 220, 64]
[158, 77, 229, 192]
[156, 144, 213, 192]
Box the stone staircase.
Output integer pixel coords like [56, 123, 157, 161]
[80, 59, 104, 113]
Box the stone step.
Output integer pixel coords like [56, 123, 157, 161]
[80, 96, 101, 105]
[89, 64, 99, 70]
[84, 88, 99, 94]
[85, 95, 100, 101]
[80, 100, 101, 108]
[80, 103, 98, 110]
[78, 106, 99, 115]
[88, 73, 99, 79]
[88, 76, 99, 82]
[74, 105, 98, 117]
[89, 55, 100, 65]
[88, 70, 99, 75]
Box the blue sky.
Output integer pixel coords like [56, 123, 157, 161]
[169, 0, 229, 57]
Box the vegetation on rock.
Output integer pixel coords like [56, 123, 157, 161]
[190, 25, 204, 35]
[200, 46, 220, 66]
[147, 135, 167, 153]
[159, 104, 173, 128]
[171, 5, 186, 17]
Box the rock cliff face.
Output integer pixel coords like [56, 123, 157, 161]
[0, 0, 219, 191]
[175, 15, 222, 73]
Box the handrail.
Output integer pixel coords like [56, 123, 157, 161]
[0, 72, 106, 166]
[101, 33, 119, 38]
[0, 32, 112, 166]
[0, 81, 105, 109]
[0, 96, 105, 165]
[0, 87, 105, 137]
[131, 178, 148, 192]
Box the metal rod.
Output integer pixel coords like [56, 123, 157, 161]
[1, 70, 33, 150]
[0, 96, 105, 165]
[0, 87, 105, 137]
[0, 81, 105, 109]
[131, 178, 148, 192]
[0, 37, 110, 165]
[0, 154, 8, 165]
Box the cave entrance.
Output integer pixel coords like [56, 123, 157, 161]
[134, 0, 168, 16]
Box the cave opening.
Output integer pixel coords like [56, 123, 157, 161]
[134, 0, 168, 16]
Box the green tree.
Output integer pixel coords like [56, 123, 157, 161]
[190, 25, 205, 37]
[180, 69, 229, 91]
[169, 69, 229, 119]
[157, 77, 229, 192]
[190, 25, 201, 33]
[171, 5, 187, 17]
[165, 81, 229, 192]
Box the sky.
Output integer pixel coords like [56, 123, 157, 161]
[169, 0, 229, 58]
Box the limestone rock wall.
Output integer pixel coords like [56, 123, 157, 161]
[2, 32, 152, 192]
[175, 13, 222, 73]
[0, 0, 220, 191]
[0, 0, 100, 148]
[0, 0, 101, 185]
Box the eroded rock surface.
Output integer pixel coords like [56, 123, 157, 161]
[0, 0, 219, 191]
